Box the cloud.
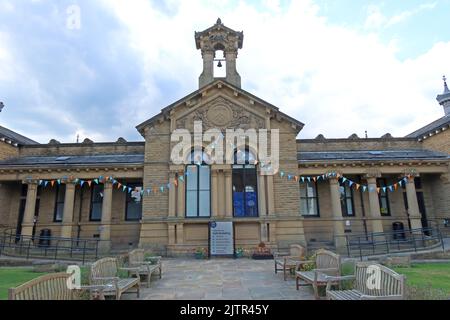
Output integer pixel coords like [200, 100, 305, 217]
[0, 0, 449, 144]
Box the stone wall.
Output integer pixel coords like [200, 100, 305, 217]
[297, 138, 421, 152]
[422, 129, 450, 154]
[0, 142, 18, 160]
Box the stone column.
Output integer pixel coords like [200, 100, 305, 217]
[61, 183, 76, 239]
[99, 182, 113, 252]
[199, 51, 214, 88]
[405, 177, 423, 230]
[257, 172, 267, 216]
[329, 178, 346, 249]
[21, 182, 38, 239]
[266, 175, 275, 216]
[224, 170, 233, 217]
[177, 171, 185, 218]
[211, 170, 219, 217]
[367, 177, 384, 234]
[176, 223, 184, 244]
[168, 172, 176, 218]
[168, 224, 176, 245]
[260, 223, 268, 243]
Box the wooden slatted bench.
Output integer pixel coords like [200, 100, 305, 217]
[326, 262, 406, 300]
[90, 257, 140, 300]
[9, 273, 75, 300]
[274, 244, 306, 281]
[123, 249, 162, 288]
[295, 249, 341, 300]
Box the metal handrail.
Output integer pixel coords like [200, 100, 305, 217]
[343, 226, 444, 260]
[0, 228, 110, 265]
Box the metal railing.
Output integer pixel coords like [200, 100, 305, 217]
[343, 226, 445, 261]
[0, 228, 110, 265]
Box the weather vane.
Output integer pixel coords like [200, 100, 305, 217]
[0, 101, 4, 112]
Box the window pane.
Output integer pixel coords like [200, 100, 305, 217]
[92, 185, 104, 202]
[306, 183, 316, 197]
[127, 202, 142, 220]
[299, 184, 306, 197]
[199, 166, 210, 190]
[91, 203, 102, 221]
[55, 203, 64, 222]
[380, 197, 389, 216]
[186, 166, 198, 191]
[186, 191, 198, 217]
[300, 198, 308, 215]
[245, 191, 258, 217]
[57, 185, 66, 202]
[346, 198, 354, 216]
[199, 191, 210, 217]
[233, 191, 245, 217]
[308, 199, 318, 216]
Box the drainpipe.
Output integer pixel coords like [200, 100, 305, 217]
[358, 175, 369, 240]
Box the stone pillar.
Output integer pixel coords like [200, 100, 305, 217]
[176, 223, 184, 244]
[367, 177, 384, 234]
[199, 51, 214, 88]
[260, 223, 268, 243]
[224, 170, 233, 217]
[177, 171, 185, 218]
[168, 172, 176, 218]
[211, 170, 219, 217]
[329, 178, 346, 249]
[99, 182, 112, 252]
[258, 172, 267, 216]
[225, 51, 241, 88]
[168, 224, 176, 245]
[266, 175, 275, 216]
[61, 183, 76, 239]
[21, 182, 38, 238]
[405, 178, 423, 230]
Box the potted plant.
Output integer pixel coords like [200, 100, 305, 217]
[235, 247, 244, 258]
[194, 247, 208, 259]
[251, 242, 274, 260]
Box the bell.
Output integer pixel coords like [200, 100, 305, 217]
[217, 60, 223, 68]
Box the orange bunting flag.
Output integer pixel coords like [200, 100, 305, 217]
[394, 183, 398, 190]
[50, 180, 55, 187]
[87, 181, 92, 187]
[313, 177, 317, 182]
[376, 188, 381, 194]
[294, 176, 299, 182]
[356, 184, 361, 190]
[174, 179, 178, 187]
[117, 183, 122, 189]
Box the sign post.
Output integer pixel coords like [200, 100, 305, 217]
[209, 221, 234, 258]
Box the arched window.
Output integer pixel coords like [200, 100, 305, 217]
[186, 150, 211, 218]
[232, 149, 258, 217]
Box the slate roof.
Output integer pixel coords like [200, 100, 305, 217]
[298, 149, 449, 162]
[406, 115, 450, 139]
[0, 126, 38, 146]
[0, 154, 144, 167]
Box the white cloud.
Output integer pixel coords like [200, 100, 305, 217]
[98, 0, 449, 140]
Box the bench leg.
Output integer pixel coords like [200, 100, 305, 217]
[274, 261, 277, 274]
[159, 265, 162, 279]
[136, 283, 140, 299]
[296, 276, 299, 290]
[283, 266, 287, 281]
[147, 273, 151, 288]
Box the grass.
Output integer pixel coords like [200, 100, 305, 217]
[394, 263, 450, 294]
[0, 268, 47, 300]
[0, 266, 92, 300]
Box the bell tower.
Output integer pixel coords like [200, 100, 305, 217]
[437, 75, 450, 116]
[195, 18, 244, 88]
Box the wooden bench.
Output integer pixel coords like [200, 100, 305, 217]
[274, 244, 306, 281]
[326, 262, 406, 300]
[90, 257, 140, 300]
[9, 273, 75, 300]
[123, 249, 162, 288]
[295, 249, 341, 300]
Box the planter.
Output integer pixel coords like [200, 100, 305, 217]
[252, 253, 274, 260]
[195, 252, 207, 259]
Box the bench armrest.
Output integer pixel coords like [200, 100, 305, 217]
[325, 275, 356, 291]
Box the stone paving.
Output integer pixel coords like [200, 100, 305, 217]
[125, 258, 315, 300]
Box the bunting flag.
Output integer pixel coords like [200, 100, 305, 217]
[28, 166, 416, 201]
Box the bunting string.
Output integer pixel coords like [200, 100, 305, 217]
[25, 168, 415, 202]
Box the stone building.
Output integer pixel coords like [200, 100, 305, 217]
[0, 20, 449, 255]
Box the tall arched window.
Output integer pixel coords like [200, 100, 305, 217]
[233, 149, 258, 217]
[186, 150, 211, 218]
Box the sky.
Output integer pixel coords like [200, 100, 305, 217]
[0, 0, 450, 143]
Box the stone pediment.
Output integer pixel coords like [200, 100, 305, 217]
[176, 96, 265, 131]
